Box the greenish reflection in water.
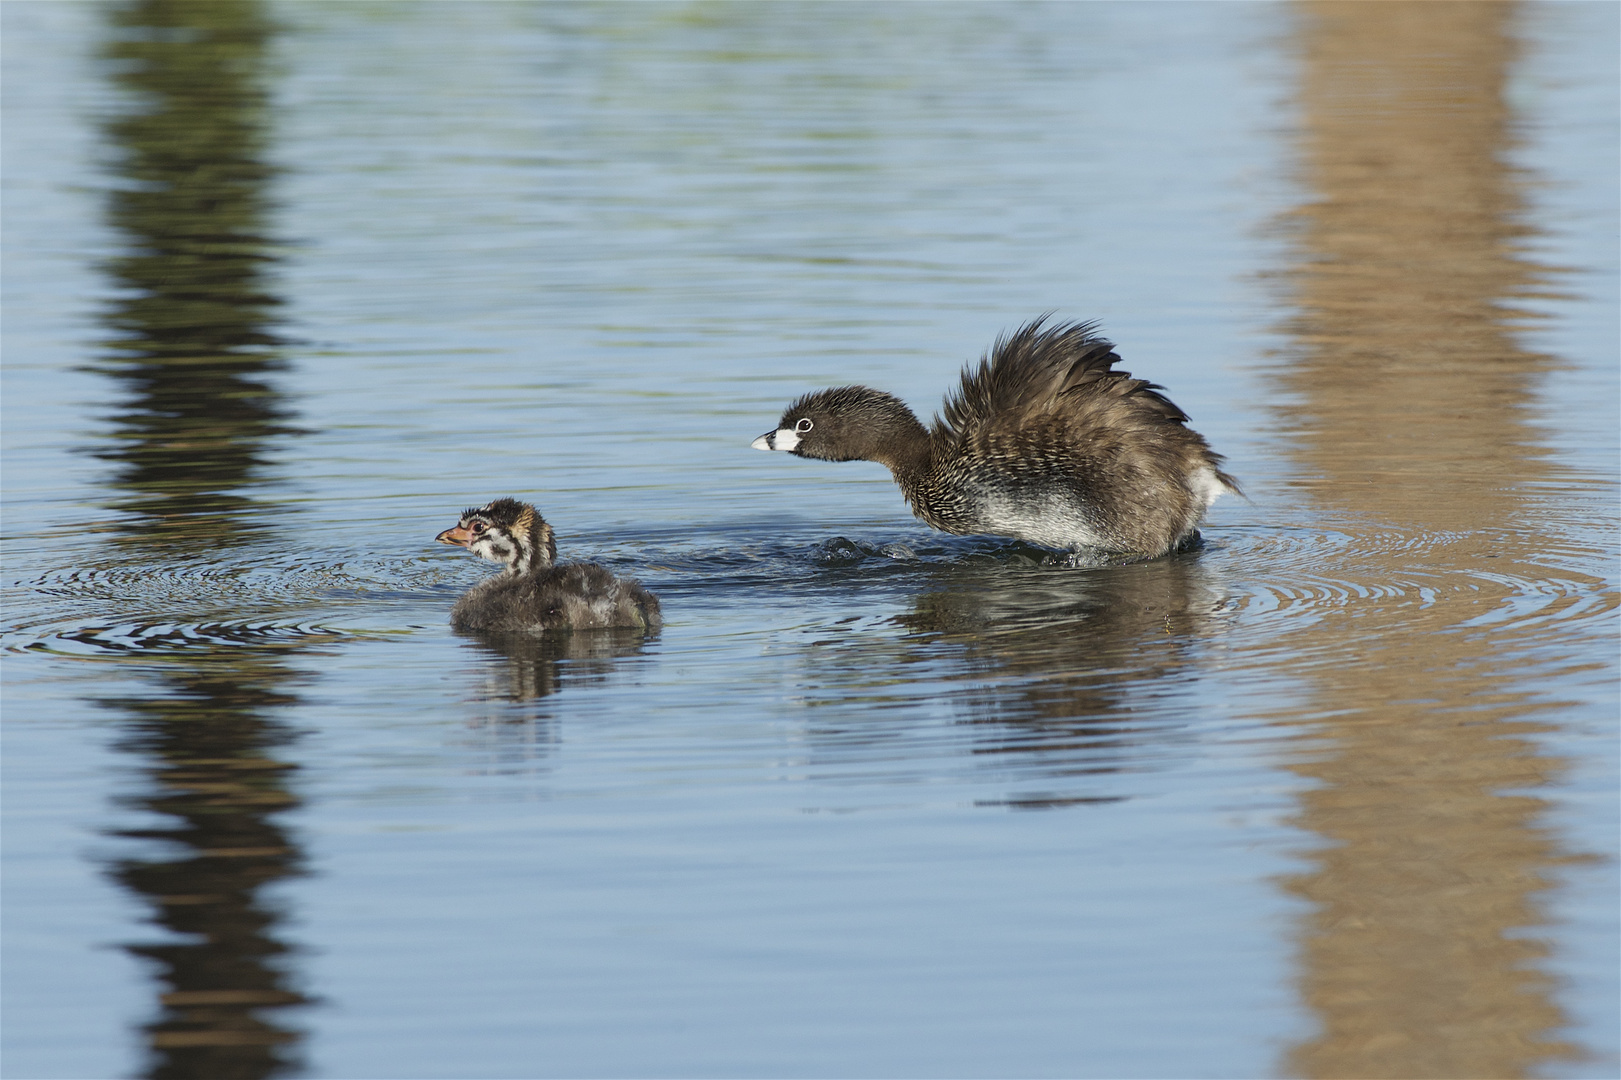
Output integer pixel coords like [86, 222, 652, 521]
[95, 0, 292, 551]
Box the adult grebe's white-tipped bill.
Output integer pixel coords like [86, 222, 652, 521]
[751, 428, 800, 452]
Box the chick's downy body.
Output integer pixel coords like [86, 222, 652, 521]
[436, 498, 660, 633]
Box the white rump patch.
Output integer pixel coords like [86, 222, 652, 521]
[1189, 465, 1229, 510]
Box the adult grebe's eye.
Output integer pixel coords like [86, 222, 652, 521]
[795, 418, 813, 433]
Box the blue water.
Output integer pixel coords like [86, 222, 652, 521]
[3, 3, 1616, 1078]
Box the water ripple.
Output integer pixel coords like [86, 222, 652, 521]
[5, 517, 1613, 663]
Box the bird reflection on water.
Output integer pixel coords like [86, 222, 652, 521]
[439, 629, 660, 777]
[457, 627, 660, 705]
[785, 537, 1232, 810]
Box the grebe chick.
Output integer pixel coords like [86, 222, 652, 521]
[435, 498, 660, 632]
[751, 318, 1239, 559]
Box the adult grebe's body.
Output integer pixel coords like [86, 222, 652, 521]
[753, 319, 1238, 558]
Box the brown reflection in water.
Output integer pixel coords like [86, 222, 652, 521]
[1280, 3, 1589, 1075]
[90, 2, 311, 1076]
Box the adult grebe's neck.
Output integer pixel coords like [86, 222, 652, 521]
[870, 410, 936, 490]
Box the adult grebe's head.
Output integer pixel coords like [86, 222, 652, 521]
[751, 385, 926, 463]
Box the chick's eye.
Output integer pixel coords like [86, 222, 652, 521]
[794, 418, 814, 433]
[469, 521, 485, 534]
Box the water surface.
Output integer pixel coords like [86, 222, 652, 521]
[3, 2, 1616, 1078]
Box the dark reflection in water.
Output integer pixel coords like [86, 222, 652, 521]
[1279, 2, 1587, 1075]
[89, 2, 311, 1076]
[100, 641, 326, 1080]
